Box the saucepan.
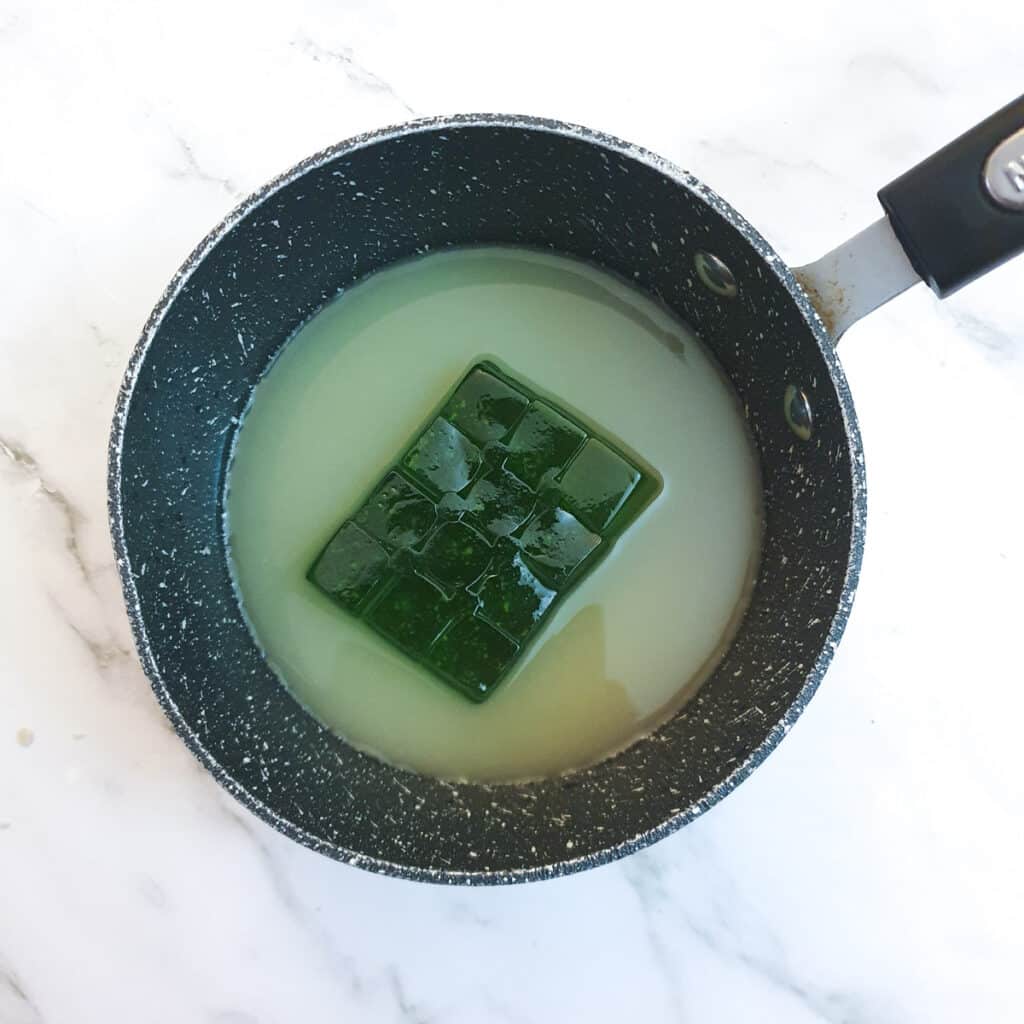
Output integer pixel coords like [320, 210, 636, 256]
[109, 96, 1024, 882]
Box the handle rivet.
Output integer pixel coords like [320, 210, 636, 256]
[694, 251, 738, 298]
[784, 384, 813, 441]
[983, 127, 1024, 211]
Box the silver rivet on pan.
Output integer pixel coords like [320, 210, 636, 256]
[694, 250, 738, 298]
[983, 128, 1024, 211]
[784, 384, 813, 441]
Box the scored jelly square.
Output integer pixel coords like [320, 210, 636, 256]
[519, 507, 601, 585]
[476, 555, 556, 641]
[443, 366, 530, 444]
[420, 521, 493, 589]
[367, 574, 451, 656]
[402, 418, 481, 495]
[430, 615, 519, 701]
[309, 522, 388, 610]
[464, 467, 536, 538]
[307, 360, 660, 702]
[503, 402, 585, 489]
[559, 438, 642, 533]
[354, 472, 435, 548]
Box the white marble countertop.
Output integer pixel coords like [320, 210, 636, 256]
[2, 2, 1023, 1021]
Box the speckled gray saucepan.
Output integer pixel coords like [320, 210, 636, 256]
[110, 101, 1024, 884]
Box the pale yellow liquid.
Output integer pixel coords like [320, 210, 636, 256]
[227, 247, 761, 782]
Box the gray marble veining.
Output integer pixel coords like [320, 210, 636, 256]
[1, 1, 1023, 1022]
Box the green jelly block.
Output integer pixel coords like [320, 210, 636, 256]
[403, 417, 481, 495]
[465, 467, 536, 538]
[503, 402, 585, 489]
[430, 615, 519, 701]
[443, 366, 530, 444]
[309, 522, 388, 610]
[355, 472, 435, 548]
[367, 574, 451, 656]
[519, 507, 601, 585]
[308, 360, 661, 703]
[476, 554, 556, 641]
[420, 521, 493, 589]
[559, 438, 642, 532]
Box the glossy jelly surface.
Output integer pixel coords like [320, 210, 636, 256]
[309, 363, 660, 701]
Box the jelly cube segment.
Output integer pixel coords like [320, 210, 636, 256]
[503, 403, 585, 489]
[354, 473, 435, 548]
[431, 616, 519, 700]
[403, 418, 481, 495]
[420, 522, 492, 589]
[309, 522, 388, 610]
[465, 468, 535, 538]
[559, 438, 642, 532]
[476, 555, 556, 641]
[367, 575, 450, 656]
[519, 508, 601, 585]
[307, 360, 659, 702]
[443, 367, 530, 443]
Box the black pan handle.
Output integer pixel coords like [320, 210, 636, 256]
[878, 94, 1024, 298]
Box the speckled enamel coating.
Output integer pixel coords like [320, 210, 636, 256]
[108, 115, 866, 885]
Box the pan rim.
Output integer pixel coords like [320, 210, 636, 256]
[108, 113, 866, 884]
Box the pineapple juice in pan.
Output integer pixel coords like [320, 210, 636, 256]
[227, 246, 762, 782]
